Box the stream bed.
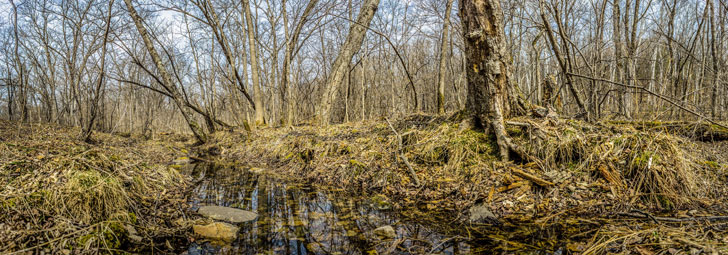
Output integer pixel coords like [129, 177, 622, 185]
[182, 163, 472, 254]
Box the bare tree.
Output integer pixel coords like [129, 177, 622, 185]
[123, 0, 207, 143]
[318, 0, 381, 126]
[242, 0, 265, 126]
[437, 0, 454, 114]
[80, 0, 114, 142]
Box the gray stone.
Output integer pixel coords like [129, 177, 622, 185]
[468, 204, 500, 224]
[124, 225, 143, 242]
[198, 206, 258, 223]
[373, 225, 396, 239]
[192, 222, 239, 242]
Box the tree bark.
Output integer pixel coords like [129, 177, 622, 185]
[318, 0, 381, 126]
[242, 0, 265, 126]
[612, 0, 627, 118]
[197, 0, 256, 110]
[709, 0, 720, 118]
[437, 0, 455, 114]
[282, 0, 318, 126]
[460, 0, 518, 160]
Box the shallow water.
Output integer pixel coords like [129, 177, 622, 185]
[182, 163, 471, 254]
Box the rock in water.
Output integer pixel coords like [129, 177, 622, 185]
[468, 204, 500, 225]
[198, 206, 258, 223]
[373, 225, 396, 239]
[192, 222, 239, 242]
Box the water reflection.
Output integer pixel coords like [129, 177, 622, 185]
[184, 163, 470, 254]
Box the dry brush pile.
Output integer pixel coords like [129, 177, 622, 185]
[0, 121, 192, 254]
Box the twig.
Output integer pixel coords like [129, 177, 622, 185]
[426, 235, 465, 254]
[511, 167, 554, 187]
[385, 118, 421, 187]
[619, 209, 728, 223]
[568, 72, 728, 130]
[8, 222, 106, 254]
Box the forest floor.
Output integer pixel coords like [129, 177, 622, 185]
[2, 114, 728, 254]
[207, 113, 728, 254]
[0, 120, 192, 254]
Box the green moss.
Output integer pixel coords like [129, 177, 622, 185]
[28, 189, 51, 204]
[349, 159, 367, 170]
[632, 151, 659, 170]
[370, 194, 391, 210]
[506, 127, 524, 137]
[128, 212, 137, 224]
[77, 233, 95, 247]
[2, 197, 16, 208]
[702, 161, 720, 169]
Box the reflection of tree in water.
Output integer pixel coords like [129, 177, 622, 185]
[184, 163, 469, 254]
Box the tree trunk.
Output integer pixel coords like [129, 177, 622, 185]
[198, 0, 256, 110]
[283, 0, 318, 126]
[242, 0, 265, 126]
[123, 0, 207, 143]
[709, 0, 720, 118]
[318, 0, 381, 126]
[437, 0, 455, 114]
[612, 0, 627, 118]
[460, 0, 519, 160]
[81, 0, 114, 142]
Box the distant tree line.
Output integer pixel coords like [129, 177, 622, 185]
[0, 0, 725, 143]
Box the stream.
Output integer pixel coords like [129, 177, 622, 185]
[182, 163, 472, 254]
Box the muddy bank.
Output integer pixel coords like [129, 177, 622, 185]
[202, 115, 728, 253]
[2, 115, 728, 254]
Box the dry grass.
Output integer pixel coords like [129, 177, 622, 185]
[512, 118, 712, 210]
[0, 121, 191, 253]
[207, 114, 728, 252]
[217, 115, 727, 214]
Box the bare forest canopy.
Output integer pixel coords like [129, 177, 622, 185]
[0, 0, 727, 138]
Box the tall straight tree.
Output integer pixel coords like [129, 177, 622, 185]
[10, 0, 28, 122]
[242, 0, 265, 126]
[437, 0, 455, 114]
[282, 0, 319, 126]
[460, 0, 521, 160]
[318, 0, 381, 126]
[123, 0, 207, 143]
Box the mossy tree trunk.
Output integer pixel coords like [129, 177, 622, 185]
[460, 0, 522, 160]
